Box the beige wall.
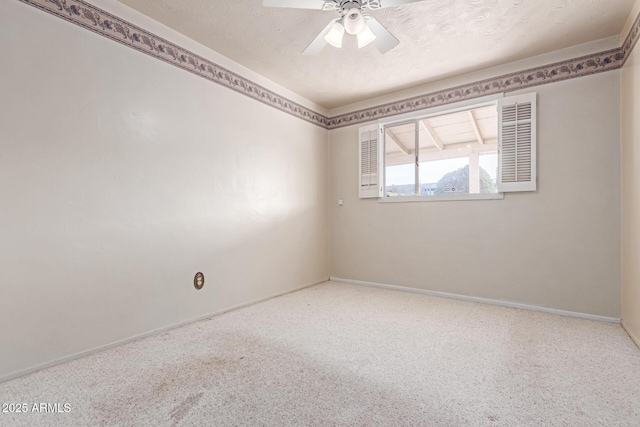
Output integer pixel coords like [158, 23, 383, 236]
[0, 1, 329, 379]
[330, 73, 621, 318]
[622, 19, 640, 345]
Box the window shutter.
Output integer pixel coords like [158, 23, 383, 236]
[359, 124, 383, 198]
[498, 93, 537, 192]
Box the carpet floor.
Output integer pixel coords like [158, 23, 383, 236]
[1, 281, 640, 426]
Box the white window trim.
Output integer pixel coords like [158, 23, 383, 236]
[379, 193, 504, 203]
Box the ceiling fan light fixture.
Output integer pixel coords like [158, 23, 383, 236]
[263, 0, 403, 55]
[324, 21, 345, 48]
[357, 24, 376, 48]
[343, 8, 366, 35]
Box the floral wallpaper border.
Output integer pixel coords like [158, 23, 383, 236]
[17, 0, 640, 130]
[328, 48, 623, 128]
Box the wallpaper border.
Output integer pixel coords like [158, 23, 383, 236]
[328, 48, 623, 128]
[17, 0, 640, 130]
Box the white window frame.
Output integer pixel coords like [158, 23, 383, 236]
[357, 93, 536, 202]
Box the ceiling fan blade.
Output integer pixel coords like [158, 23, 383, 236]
[263, 0, 331, 10]
[303, 18, 340, 55]
[365, 16, 399, 54]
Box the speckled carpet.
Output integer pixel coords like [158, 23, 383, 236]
[1, 281, 640, 426]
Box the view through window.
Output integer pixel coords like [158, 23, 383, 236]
[384, 104, 498, 197]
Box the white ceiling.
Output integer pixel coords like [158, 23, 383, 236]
[117, 0, 635, 110]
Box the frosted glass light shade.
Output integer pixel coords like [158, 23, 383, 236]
[324, 22, 345, 48]
[357, 24, 376, 48]
[344, 9, 366, 35]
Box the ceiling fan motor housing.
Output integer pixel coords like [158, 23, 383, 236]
[339, 0, 363, 9]
[339, 0, 382, 10]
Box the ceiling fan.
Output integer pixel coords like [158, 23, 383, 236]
[263, 0, 423, 55]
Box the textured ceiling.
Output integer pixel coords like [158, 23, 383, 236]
[117, 0, 635, 109]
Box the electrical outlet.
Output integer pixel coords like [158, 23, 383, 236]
[194, 272, 204, 290]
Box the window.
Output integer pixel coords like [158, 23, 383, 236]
[358, 93, 536, 200]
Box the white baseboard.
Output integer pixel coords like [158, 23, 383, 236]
[0, 278, 328, 384]
[330, 277, 621, 324]
[622, 321, 640, 349]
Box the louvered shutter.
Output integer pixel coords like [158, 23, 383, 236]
[498, 93, 537, 192]
[359, 124, 383, 198]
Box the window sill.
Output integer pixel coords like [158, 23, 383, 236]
[378, 193, 504, 203]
